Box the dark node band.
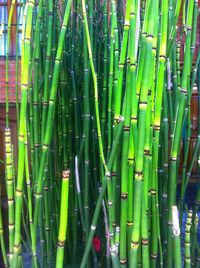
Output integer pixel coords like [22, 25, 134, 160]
[159, 55, 167, 60]
[131, 241, 139, 247]
[131, 116, 138, 120]
[120, 259, 127, 265]
[62, 170, 70, 178]
[142, 239, 148, 245]
[112, 222, 117, 227]
[139, 101, 147, 105]
[121, 193, 128, 200]
[14, 243, 21, 249]
[123, 126, 130, 132]
[144, 149, 150, 156]
[151, 189, 156, 195]
[154, 125, 160, 130]
[135, 171, 143, 176]
[57, 240, 65, 247]
[170, 157, 177, 161]
[127, 221, 133, 226]
[184, 256, 191, 260]
[16, 189, 22, 193]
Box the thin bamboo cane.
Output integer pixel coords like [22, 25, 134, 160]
[56, 170, 70, 268]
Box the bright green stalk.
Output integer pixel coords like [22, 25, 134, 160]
[41, 0, 53, 143]
[80, 118, 124, 268]
[101, 0, 108, 144]
[127, 0, 137, 259]
[0, 200, 8, 267]
[83, 8, 90, 240]
[183, 135, 200, 194]
[185, 210, 193, 268]
[113, 0, 130, 122]
[111, 0, 119, 230]
[56, 170, 70, 268]
[24, 123, 37, 268]
[81, 0, 107, 173]
[107, 0, 115, 159]
[12, 1, 34, 266]
[6, 0, 16, 128]
[32, 0, 42, 184]
[167, 2, 195, 267]
[130, 1, 158, 266]
[15, 3, 22, 131]
[167, 0, 182, 55]
[5, 128, 15, 265]
[151, 0, 168, 266]
[33, 0, 72, 246]
[119, 58, 132, 267]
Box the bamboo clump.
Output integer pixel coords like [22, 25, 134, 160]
[0, 0, 200, 267]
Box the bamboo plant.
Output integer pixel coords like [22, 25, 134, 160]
[0, 0, 200, 267]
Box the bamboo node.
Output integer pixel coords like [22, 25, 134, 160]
[62, 170, 70, 179]
[120, 259, 127, 265]
[127, 221, 133, 226]
[110, 245, 118, 255]
[151, 189, 156, 195]
[144, 149, 150, 156]
[57, 240, 65, 247]
[111, 172, 117, 177]
[185, 256, 191, 261]
[108, 201, 113, 206]
[91, 225, 96, 231]
[151, 254, 157, 259]
[34, 192, 42, 198]
[154, 125, 160, 130]
[105, 171, 111, 177]
[170, 157, 177, 161]
[121, 193, 128, 200]
[159, 55, 167, 62]
[131, 241, 139, 249]
[180, 88, 187, 94]
[142, 239, 148, 245]
[123, 126, 130, 132]
[135, 171, 143, 180]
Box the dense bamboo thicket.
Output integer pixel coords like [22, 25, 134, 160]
[0, 0, 200, 267]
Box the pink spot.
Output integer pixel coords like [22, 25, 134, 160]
[93, 236, 101, 252]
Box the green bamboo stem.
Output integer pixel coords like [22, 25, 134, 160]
[5, 128, 15, 265]
[32, 0, 42, 186]
[172, 206, 181, 268]
[24, 125, 37, 268]
[81, 0, 107, 174]
[80, 117, 124, 268]
[12, 1, 34, 266]
[33, 0, 72, 249]
[0, 196, 8, 267]
[185, 210, 193, 268]
[6, 0, 16, 129]
[56, 170, 70, 268]
[41, 0, 53, 144]
[1, 1, 200, 266]
[119, 59, 132, 267]
[167, 2, 195, 266]
[130, 1, 158, 266]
